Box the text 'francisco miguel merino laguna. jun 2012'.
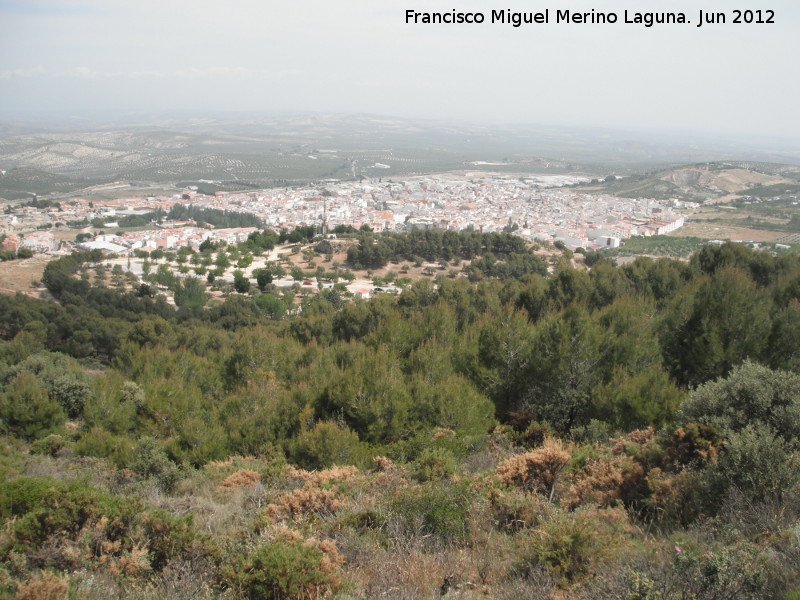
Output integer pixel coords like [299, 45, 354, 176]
[404, 8, 776, 28]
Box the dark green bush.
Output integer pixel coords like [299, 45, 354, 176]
[49, 374, 91, 418]
[0, 372, 65, 441]
[131, 437, 182, 493]
[0, 477, 62, 518]
[289, 421, 372, 470]
[74, 426, 135, 469]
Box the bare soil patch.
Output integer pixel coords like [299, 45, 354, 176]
[0, 256, 50, 297]
[670, 221, 784, 242]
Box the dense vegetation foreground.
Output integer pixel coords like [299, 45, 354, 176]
[2, 238, 800, 599]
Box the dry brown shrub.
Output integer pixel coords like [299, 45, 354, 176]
[312, 537, 345, 576]
[565, 455, 646, 509]
[368, 468, 410, 495]
[87, 516, 117, 560]
[370, 456, 396, 472]
[646, 467, 708, 525]
[265, 487, 345, 521]
[265, 522, 304, 543]
[0, 518, 16, 552]
[99, 539, 122, 557]
[664, 423, 720, 467]
[496, 438, 570, 499]
[611, 427, 655, 456]
[219, 469, 262, 489]
[287, 465, 359, 486]
[626, 428, 654, 445]
[107, 543, 152, 577]
[432, 427, 455, 440]
[13, 571, 68, 600]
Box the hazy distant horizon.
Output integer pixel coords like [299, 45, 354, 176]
[2, 0, 799, 142]
[1, 108, 798, 164]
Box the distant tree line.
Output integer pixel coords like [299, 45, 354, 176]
[167, 205, 263, 229]
[0, 239, 796, 436]
[347, 230, 532, 270]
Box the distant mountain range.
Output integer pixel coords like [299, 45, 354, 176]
[1, 113, 799, 200]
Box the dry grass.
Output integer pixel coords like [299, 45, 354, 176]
[0, 256, 50, 298]
[341, 514, 549, 600]
[432, 427, 456, 440]
[672, 221, 785, 242]
[205, 454, 256, 469]
[287, 464, 359, 486]
[348, 545, 490, 600]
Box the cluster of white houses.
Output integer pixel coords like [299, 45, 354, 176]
[2, 174, 690, 255]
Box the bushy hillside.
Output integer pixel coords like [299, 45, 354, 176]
[2, 240, 800, 598]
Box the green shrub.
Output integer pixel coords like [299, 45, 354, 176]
[82, 375, 139, 436]
[388, 481, 475, 545]
[0, 372, 65, 440]
[518, 513, 598, 584]
[140, 510, 206, 572]
[74, 426, 135, 468]
[131, 437, 182, 493]
[0, 477, 62, 518]
[49, 374, 91, 419]
[667, 542, 775, 600]
[711, 423, 799, 502]
[488, 487, 555, 534]
[227, 537, 342, 600]
[678, 361, 800, 444]
[514, 509, 620, 585]
[30, 434, 67, 457]
[0, 477, 138, 550]
[0, 437, 25, 481]
[6, 352, 92, 420]
[411, 447, 457, 482]
[289, 421, 372, 470]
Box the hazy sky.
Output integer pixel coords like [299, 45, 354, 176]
[1, 0, 799, 139]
